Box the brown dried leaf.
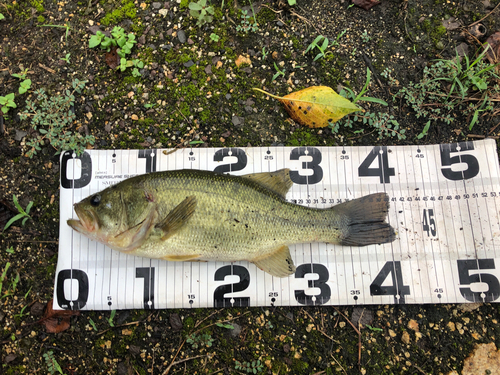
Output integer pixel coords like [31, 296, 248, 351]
[352, 0, 381, 11]
[41, 299, 80, 333]
[485, 31, 500, 66]
[105, 46, 119, 70]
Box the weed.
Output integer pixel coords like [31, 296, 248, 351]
[0, 93, 16, 115]
[6, 246, 15, 254]
[361, 30, 371, 43]
[236, 2, 258, 33]
[11, 68, 29, 80]
[43, 351, 66, 375]
[0, 262, 20, 300]
[288, 0, 296, 5]
[365, 324, 383, 332]
[3, 194, 33, 232]
[216, 322, 234, 329]
[304, 35, 330, 61]
[89, 318, 98, 331]
[18, 79, 31, 94]
[60, 53, 71, 63]
[38, 23, 71, 42]
[0, 13, 4, 20]
[417, 120, 431, 139]
[235, 359, 264, 374]
[386, 46, 500, 133]
[272, 62, 286, 81]
[189, 0, 214, 26]
[261, 46, 268, 60]
[19, 78, 96, 157]
[210, 33, 220, 42]
[186, 333, 214, 349]
[336, 68, 406, 140]
[108, 310, 116, 327]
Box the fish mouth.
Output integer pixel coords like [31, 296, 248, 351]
[67, 204, 99, 234]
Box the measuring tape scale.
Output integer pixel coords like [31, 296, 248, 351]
[54, 140, 500, 310]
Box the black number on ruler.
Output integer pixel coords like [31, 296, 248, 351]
[289, 147, 323, 185]
[358, 146, 395, 184]
[457, 259, 500, 302]
[213, 265, 250, 307]
[370, 261, 410, 304]
[213, 148, 247, 173]
[55, 269, 89, 310]
[138, 149, 158, 173]
[136, 267, 155, 309]
[294, 264, 331, 305]
[422, 209, 437, 237]
[60, 151, 92, 189]
[440, 142, 479, 180]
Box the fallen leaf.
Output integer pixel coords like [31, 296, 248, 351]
[352, 0, 381, 11]
[485, 31, 500, 66]
[40, 299, 80, 333]
[253, 86, 361, 128]
[105, 46, 119, 69]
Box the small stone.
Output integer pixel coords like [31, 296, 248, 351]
[129, 345, 141, 356]
[88, 20, 94, 26]
[169, 313, 183, 331]
[408, 319, 419, 332]
[86, 112, 92, 120]
[232, 116, 244, 127]
[448, 322, 456, 331]
[159, 9, 168, 16]
[15, 130, 27, 141]
[152, 2, 161, 8]
[225, 93, 231, 100]
[177, 29, 186, 43]
[140, 2, 147, 10]
[131, 114, 139, 120]
[5, 354, 16, 364]
[204, 65, 212, 74]
[388, 329, 396, 337]
[235, 55, 251, 67]
[183, 60, 194, 68]
[402, 331, 410, 344]
[30, 302, 45, 316]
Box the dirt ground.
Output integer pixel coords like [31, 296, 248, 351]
[1, 0, 500, 374]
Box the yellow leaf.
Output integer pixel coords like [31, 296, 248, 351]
[253, 86, 361, 128]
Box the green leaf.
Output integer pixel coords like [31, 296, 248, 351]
[189, 2, 203, 10]
[89, 34, 102, 48]
[3, 214, 24, 232]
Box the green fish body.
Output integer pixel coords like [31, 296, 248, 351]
[67, 169, 395, 277]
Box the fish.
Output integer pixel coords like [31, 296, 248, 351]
[67, 168, 395, 277]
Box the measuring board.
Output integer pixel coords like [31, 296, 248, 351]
[54, 140, 500, 310]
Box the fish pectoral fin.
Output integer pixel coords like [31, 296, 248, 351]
[252, 245, 296, 278]
[162, 254, 202, 261]
[110, 205, 158, 251]
[157, 195, 197, 241]
[241, 169, 293, 198]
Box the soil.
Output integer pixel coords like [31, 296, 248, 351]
[1, 0, 500, 374]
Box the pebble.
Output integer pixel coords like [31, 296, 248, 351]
[152, 2, 162, 8]
[177, 29, 186, 43]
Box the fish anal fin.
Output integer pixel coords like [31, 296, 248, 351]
[252, 245, 296, 278]
[162, 254, 202, 261]
[157, 195, 197, 241]
[241, 169, 292, 198]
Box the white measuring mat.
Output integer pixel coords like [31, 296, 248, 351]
[54, 140, 500, 310]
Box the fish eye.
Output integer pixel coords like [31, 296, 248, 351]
[90, 194, 101, 207]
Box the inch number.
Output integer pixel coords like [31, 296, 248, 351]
[213, 265, 250, 307]
[138, 149, 158, 173]
[56, 269, 89, 310]
[136, 267, 155, 309]
[422, 209, 437, 237]
[289, 147, 323, 185]
[294, 263, 331, 305]
[457, 259, 500, 302]
[213, 148, 247, 174]
[358, 146, 395, 184]
[60, 151, 92, 189]
[370, 261, 410, 304]
[440, 142, 479, 181]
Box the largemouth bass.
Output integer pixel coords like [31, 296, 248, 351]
[67, 169, 395, 277]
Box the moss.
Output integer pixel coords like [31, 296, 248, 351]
[29, 0, 45, 13]
[101, 0, 137, 26]
[37, 15, 45, 23]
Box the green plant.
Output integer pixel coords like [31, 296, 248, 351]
[336, 68, 406, 140]
[19, 78, 96, 157]
[0, 93, 16, 115]
[216, 322, 234, 329]
[19, 79, 31, 94]
[108, 310, 116, 327]
[0, 13, 5, 20]
[361, 30, 371, 43]
[38, 23, 71, 42]
[43, 351, 66, 375]
[288, 0, 296, 5]
[11, 69, 29, 80]
[60, 53, 71, 63]
[6, 246, 15, 254]
[3, 195, 33, 232]
[235, 360, 264, 374]
[88, 318, 98, 331]
[365, 324, 383, 332]
[261, 46, 268, 60]
[387, 46, 500, 133]
[0, 262, 20, 300]
[186, 333, 214, 349]
[189, 0, 214, 26]
[417, 120, 431, 139]
[272, 62, 286, 81]
[236, 3, 258, 33]
[89, 26, 137, 58]
[210, 33, 219, 42]
[304, 35, 330, 61]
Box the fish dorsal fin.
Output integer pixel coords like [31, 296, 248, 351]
[252, 245, 296, 278]
[241, 169, 293, 198]
[157, 195, 197, 241]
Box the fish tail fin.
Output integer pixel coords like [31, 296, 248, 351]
[335, 192, 395, 246]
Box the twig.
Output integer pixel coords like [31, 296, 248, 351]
[96, 313, 153, 336]
[38, 63, 56, 74]
[162, 354, 206, 375]
[333, 307, 362, 366]
[468, 2, 500, 28]
[466, 134, 499, 139]
[330, 355, 348, 375]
